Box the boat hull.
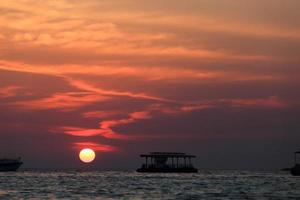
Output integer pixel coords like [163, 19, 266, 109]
[137, 167, 198, 173]
[291, 168, 300, 176]
[0, 162, 23, 172]
[290, 164, 300, 176]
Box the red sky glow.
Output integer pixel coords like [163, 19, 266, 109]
[0, 0, 299, 169]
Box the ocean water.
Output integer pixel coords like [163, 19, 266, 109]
[0, 170, 299, 199]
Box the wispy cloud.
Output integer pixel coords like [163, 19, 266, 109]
[82, 110, 121, 119]
[65, 77, 171, 102]
[57, 110, 152, 139]
[0, 85, 22, 98]
[10, 92, 109, 111]
[73, 142, 117, 152]
[53, 96, 287, 141]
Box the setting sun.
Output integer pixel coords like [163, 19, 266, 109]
[79, 148, 96, 163]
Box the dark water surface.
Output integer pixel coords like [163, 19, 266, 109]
[0, 170, 299, 199]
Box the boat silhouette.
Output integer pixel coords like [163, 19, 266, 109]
[0, 157, 23, 172]
[137, 152, 198, 173]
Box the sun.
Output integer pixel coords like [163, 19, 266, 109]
[79, 148, 96, 163]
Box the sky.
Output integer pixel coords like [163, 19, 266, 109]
[0, 0, 299, 170]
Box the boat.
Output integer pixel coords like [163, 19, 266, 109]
[0, 157, 23, 172]
[291, 151, 300, 176]
[137, 152, 198, 173]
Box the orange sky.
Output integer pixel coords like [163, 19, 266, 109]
[0, 0, 299, 169]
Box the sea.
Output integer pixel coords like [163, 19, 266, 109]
[0, 170, 299, 199]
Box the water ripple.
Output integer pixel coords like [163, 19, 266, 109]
[0, 170, 299, 199]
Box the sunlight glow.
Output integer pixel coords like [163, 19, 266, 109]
[79, 148, 96, 163]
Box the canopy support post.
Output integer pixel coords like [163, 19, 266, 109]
[146, 157, 148, 168]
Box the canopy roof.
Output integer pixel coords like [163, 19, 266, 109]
[140, 152, 196, 158]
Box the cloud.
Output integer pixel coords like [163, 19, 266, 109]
[0, 61, 174, 102]
[54, 96, 287, 141]
[73, 142, 117, 152]
[2, 0, 297, 70]
[82, 110, 121, 119]
[65, 77, 171, 102]
[57, 110, 153, 139]
[11, 92, 110, 111]
[0, 60, 285, 89]
[182, 96, 287, 111]
[222, 96, 286, 108]
[58, 127, 111, 137]
[0, 85, 22, 98]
